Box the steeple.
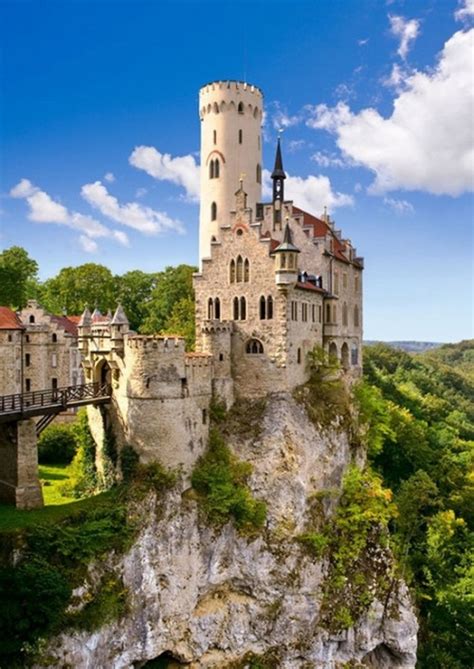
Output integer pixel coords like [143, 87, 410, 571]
[271, 137, 286, 204]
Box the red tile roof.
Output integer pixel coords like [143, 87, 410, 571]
[292, 205, 352, 265]
[295, 281, 325, 294]
[0, 306, 24, 330]
[51, 315, 79, 336]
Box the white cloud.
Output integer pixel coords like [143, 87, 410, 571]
[104, 172, 115, 183]
[306, 29, 474, 196]
[311, 151, 350, 169]
[382, 63, 411, 91]
[288, 139, 306, 153]
[135, 187, 147, 198]
[262, 169, 353, 215]
[455, 0, 474, 21]
[129, 146, 200, 201]
[389, 14, 421, 60]
[383, 196, 414, 214]
[358, 38, 369, 46]
[10, 179, 129, 251]
[81, 180, 184, 235]
[270, 101, 302, 130]
[79, 235, 98, 253]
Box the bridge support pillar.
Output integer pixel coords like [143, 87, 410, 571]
[0, 419, 43, 509]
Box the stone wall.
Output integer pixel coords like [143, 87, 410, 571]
[0, 330, 22, 395]
[0, 419, 43, 509]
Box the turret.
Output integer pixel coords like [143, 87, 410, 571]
[198, 80, 263, 262]
[77, 306, 91, 352]
[271, 137, 286, 231]
[110, 304, 129, 350]
[272, 221, 300, 289]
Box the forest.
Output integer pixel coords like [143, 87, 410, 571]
[1, 245, 473, 668]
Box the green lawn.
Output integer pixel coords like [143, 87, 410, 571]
[0, 463, 115, 533]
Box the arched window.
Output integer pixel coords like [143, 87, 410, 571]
[238, 102, 244, 114]
[354, 305, 360, 327]
[244, 258, 250, 282]
[341, 342, 349, 370]
[233, 296, 239, 320]
[209, 161, 214, 179]
[215, 158, 220, 178]
[230, 259, 236, 283]
[259, 295, 266, 320]
[207, 297, 214, 319]
[267, 295, 273, 320]
[29, 315, 35, 324]
[214, 297, 221, 320]
[211, 202, 217, 221]
[329, 342, 338, 361]
[256, 163, 262, 184]
[351, 344, 359, 366]
[342, 303, 348, 326]
[236, 255, 243, 282]
[297, 348, 302, 364]
[326, 304, 331, 323]
[213, 130, 217, 144]
[246, 338, 264, 354]
[240, 296, 246, 320]
[213, 102, 219, 114]
[239, 129, 243, 144]
[52, 333, 57, 343]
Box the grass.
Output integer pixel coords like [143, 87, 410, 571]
[39, 463, 76, 505]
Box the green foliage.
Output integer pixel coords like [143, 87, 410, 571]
[297, 531, 329, 558]
[120, 444, 140, 481]
[192, 429, 267, 531]
[114, 269, 158, 332]
[363, 342, 474, 667]
[39, 263, 115, 314]
[0, 245, 39, 309]
[63, 409, 98, 498]
[38, 423, 77, 464]
[69, 573, 128, 631]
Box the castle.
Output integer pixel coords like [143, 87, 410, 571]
[78, 80, 363, 475]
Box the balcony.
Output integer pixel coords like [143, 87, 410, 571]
[323, 323, 339, 337]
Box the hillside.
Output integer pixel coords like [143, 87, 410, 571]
[364, 341, 445, 353]
[361, 340, 474, 669]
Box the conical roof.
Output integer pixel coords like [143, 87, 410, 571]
[78, 306, 92, 326]
[271, 137, 286, 180]
[111, 303, 129, 326]
[273, 222, 300, 253]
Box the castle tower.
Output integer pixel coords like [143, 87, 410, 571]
[199, 80, 263, 261]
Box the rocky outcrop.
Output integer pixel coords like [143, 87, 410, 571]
[42, 394, 418, 668]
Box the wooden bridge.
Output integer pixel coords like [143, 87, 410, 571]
[0, 382, 112, 510]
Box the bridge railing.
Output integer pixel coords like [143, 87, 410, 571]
[0, 382, 112, 416]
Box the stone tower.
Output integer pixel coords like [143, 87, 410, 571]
[199, 80, 263, 261]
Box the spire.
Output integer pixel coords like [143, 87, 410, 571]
[111, 303, 129, 326]
[271, 137, 286, 205]
[78, 306, 92, 327]
[273, 221, 300, 254]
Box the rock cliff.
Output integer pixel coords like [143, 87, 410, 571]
[43, 394, 418, 669]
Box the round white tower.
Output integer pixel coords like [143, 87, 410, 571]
[199, 80, 263, 261]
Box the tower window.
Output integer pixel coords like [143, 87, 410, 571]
[244, 258, 250, 282]
[230, 259, 236, 284]
[239, 129, 243, 144]
[312, 305, 315, 322]
[236, 255, 243, 282]
[208, 297, 214, 319]
[25, 353, 31, 367]
[302, 303, 308, 322]
[233, 296, 239, 320]
[215, 159, 219, 178]
[326, 304, 331, 323]
[211, 202, 217, 221]
[52, 378, 58, 390]
[240, 296, 246, 320]
[214, 297, 221, 320]
[259, 296, 266, 320]
[267, 296, 273, 320]
[52, 333, 57, 343]
[213, 130, 217, 144]
[232, 296, 246, 320]
[29, 315, 35, 324]
[354, 305, 360, 328]
[355, 274, 360, 292]
[238, 102, 244, 114]
[246, 338, 264, 354]
[25, 378, 31, 392]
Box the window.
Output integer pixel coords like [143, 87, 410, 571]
[25, 379, 31, 392]
[354, 305, 360, 328]
[202, 409, 207, 425]
[214, 297, 221, 320]
[297, 348, 302, 364]
[258, 135, 261, 149]
[311, 305, 315, 323]
[230, 259, 236, 283]
[259, 295, 266, 320]
[318, 305, 322, 323]
[26, 334, 30, 342]
[326, 304, 331, 323]
[343, 273, 348, 289]
[209, 161, 214, 179]
[302, 303, 308, 322]
[355, 274, 360, 292]
[233, 296, 239, 320]
[211, 202, 217, 221]
[281, 254, 286, 269]
[25, 353, 31, 367]
[52, 353, 57, 368]
[332, 305, 337, 323]
[246, 338, 264, 354]
[52, 333, 57, 343]
[291, 301, 298, 321]
[213, 130, 217, 144]
[215, 159, 219, 178]
[219, 353, 224, 362]
[244, 258, 250, 282]
[351, 345, 359, 366]
[256, 163, 262, 184]
[236, 255, 243, 282]
[29, 315, 35, 324]
[52, 378, 58, 390]
[334, 271, 339, 295]
[238, 102, 244, 114]
[342, 303, 348, 326]
[8, 334, 12, 342]
[240, 296, 246, 320]
[239, 129, 243, 144]
[208, 297, 214, 319]
[267, 296, 273, 320]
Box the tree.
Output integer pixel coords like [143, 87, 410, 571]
[114, 270, 158, 331]
[140, 264, 197, 338]
[0, 246, 39, 308]
[40, 264, 115, 315]
[162, 295, 196, 349]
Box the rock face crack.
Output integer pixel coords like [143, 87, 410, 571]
[38, 394, 418, 669]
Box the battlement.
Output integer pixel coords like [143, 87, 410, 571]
[125, 335, 185, 354]
[200, 80, 263, 119]
[200, 80, 263, 97]
[185, 352, 213, 368]
[201, 319, 233, 335]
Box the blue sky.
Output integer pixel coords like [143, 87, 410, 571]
[1, 0, 473, 341]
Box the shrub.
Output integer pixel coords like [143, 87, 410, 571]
[192, 429, 266, 531]
[70, 573, 128, 631]
[38, 423, 77, 464]
[62, 409, 98, 498]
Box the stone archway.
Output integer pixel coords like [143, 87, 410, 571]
[341, 342, 349, 370]
[328, 341, 338, 362]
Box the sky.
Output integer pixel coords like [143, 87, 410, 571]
[0, 0, 473, 342]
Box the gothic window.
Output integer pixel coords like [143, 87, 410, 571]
[233, 296, 239, 320]
[246, 338, 264, 354]
[236, 255, 243, 282]
[211, 202, 217, 221]
[240, 296, 246, 320]
[354, 305, 360, 328]
[342, 303, 348, 326]
[214, 297, 221, 320]
[29, 315, 35, 323]
[238, 102, 244, 114]
[291, 301, 298, 321]
[351, 344, 359, 366]
[259, 296, 266, 320]
[239, 129, 243, 144]
[256, 164, 262, 184]
[244, 258, 250, 282]
[230, 259, 236, 283]
[215, 158, 220, 178]
[207, 297, 214, 319]
[267, 296, 273, 320]
[341, 343, 349, 370]
[213, 130, 217, 144]
[209, 161, 214, 179]
[326, 304, 331, 323]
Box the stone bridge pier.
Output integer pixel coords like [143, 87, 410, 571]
[0, 419, 43, 509]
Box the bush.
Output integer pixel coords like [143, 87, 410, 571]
[62, 409, 98, 498]
[38, 423, 77, 464]
[192, 429, 267, 531]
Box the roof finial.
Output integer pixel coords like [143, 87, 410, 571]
[239, 172, 246, 189]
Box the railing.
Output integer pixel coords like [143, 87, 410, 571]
[0, 382, 112, 418]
